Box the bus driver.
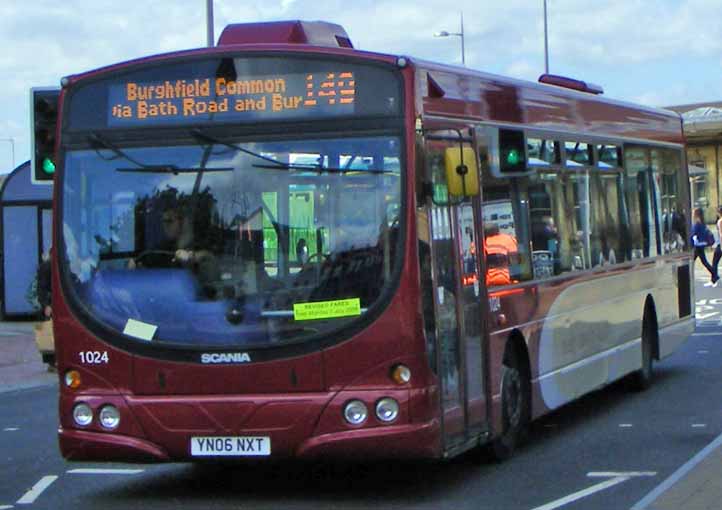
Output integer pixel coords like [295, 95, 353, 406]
[130, 205, 220, 298]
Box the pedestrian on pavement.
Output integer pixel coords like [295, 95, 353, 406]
[711, 206, 722, 285]
[691, 207, 718, 286]
[34, 249, 55, 369]
[36, 251, 52, 319]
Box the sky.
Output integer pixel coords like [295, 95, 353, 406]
[2, 0, 721, 173]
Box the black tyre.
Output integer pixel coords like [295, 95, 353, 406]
[490, 348, 531, 461]
[630, 312, 655, 391]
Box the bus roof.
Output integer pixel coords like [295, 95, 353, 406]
[413, 58, 683, 144]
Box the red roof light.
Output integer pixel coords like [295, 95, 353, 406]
[538, 74, 604, 95]
[218, 20, 353, 48]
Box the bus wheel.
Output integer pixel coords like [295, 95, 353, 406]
[630, 312, 655, 391]
[491, 349, 530, 461]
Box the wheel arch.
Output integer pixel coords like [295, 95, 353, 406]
[503, 328, 531, 378]
[643, 294, 660, 360]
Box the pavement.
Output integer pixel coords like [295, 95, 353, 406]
[0, 320, 57, 393]
[632, 433, 722, 510]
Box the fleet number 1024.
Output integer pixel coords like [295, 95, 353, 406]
[79, 351, 109, 364]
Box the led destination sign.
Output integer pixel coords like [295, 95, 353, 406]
[108, 72, 356, 126]
[66, 57, 401, 131]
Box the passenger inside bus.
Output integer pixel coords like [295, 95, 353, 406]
[530, 215, 560, 278]
[295, 238, 309, 264]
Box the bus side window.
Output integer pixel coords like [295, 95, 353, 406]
[589, 169, 625, 266]
[656, 148, 687, 253]
[528, 172, 559, 278]
[529, 171, 591, 275]
[624, 146, 658, 259]
[480, 163, 533, 285]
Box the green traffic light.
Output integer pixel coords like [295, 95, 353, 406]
[42, 157, 56, 175]
[506, 149, 521, 166]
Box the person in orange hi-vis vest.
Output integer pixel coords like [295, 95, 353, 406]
[483, 223, 518, 286]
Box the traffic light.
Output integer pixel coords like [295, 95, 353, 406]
[30, 88, 60, 183]
[499, 128, 527, 173]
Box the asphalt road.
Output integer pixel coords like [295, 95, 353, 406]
[1, 278, 721, 510]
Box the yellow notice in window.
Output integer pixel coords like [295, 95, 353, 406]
[293, 298, 361, 321]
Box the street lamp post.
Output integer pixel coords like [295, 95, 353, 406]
[0, 138, 15, 170]
[434, 12, 465, 66]
[543, 0, 550, 74]
[206, 0, 214, 47]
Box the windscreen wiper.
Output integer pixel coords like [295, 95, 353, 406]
[190, 128, 395, 175]
[89, 133, 233, 174]
[116, 165, 233, 174]
[88, 133, 150, 168]
[189, 128, 289, 168]
[251, 163, 395, 174]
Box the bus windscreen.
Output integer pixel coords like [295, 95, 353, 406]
[66, 56, 402, 129]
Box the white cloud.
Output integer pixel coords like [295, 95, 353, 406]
[633, 90, 674, 108]
[505, 60, 539, 81]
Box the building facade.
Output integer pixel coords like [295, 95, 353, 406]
[667, 102, 722, 221]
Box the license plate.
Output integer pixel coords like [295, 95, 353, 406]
[191, 436, 271, 456]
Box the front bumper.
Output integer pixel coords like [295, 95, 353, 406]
[59, 427, 170, 462]
[59, 419, 440, 462]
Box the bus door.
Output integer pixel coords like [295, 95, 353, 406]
[423, 129, 489, 453]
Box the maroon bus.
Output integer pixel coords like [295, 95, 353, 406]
[54, 20, 694, 462]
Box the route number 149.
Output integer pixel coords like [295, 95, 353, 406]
[79, 351, 109, 364]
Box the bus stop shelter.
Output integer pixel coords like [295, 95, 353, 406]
[0, 161, 52, 318]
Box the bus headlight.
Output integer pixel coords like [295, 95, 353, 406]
[98, 405, 121, 430]
[375, 398, 399, 422]
[72, 403, 93, 426]
[343, 400, 368, 425]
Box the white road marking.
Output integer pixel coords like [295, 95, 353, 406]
[692, 332, 720, 337]
[531, 472, 655, 510]
[698, 350, 710, 354]
[619, 424, 633, 428]
[0, 505, 14, 509]
[67, 468, 144, 475]
[3, 428, 18, 432]
[531, 477, 630, 510]
[695, 312, 719, 320]
[692, 424, 707, 428]
[16, 475, 57, 505]
[588, 472, 656, 477]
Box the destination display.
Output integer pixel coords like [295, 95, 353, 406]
[108, 71, 356, 126]
[66, 57, 401, 131]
